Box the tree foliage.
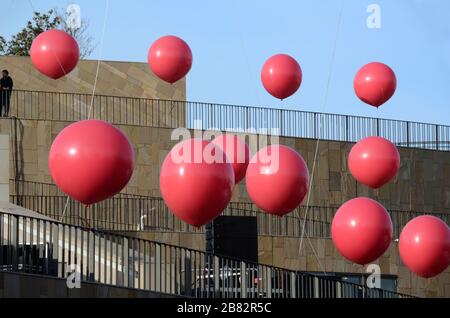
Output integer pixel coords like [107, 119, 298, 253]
[1, 9, 95, 58]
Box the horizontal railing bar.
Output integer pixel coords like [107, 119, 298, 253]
[6, 90, 450, 153]
[10, 89, 449, 128]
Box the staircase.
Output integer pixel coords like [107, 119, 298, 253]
[0, 207, 414, 298]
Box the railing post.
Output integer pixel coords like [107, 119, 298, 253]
[246, 107, 249, 131]
[376, 118, 380, 137]
[183, 250, 192, 297]
[214, 256, 220, 298]
[406, 121, 410, 148]
[290, 272, 297, 298]
[314, 277, 320, 298]
[240, 261, 247, 298]
[345, 115, 349, 142]
[280, 109, 283, 136]
[314, 113, 318, 139]
[436, 124, 439, 150]
[11, 215, 19, 272]
[336, 281, 342, 298]
[266, 268, 272, 298]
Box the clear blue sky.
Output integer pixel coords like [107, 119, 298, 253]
[2, 0, 450, 125]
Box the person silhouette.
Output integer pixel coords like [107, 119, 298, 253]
[0, 69, 13, 117]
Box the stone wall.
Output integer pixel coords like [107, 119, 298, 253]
[0, 56, 185, 100]
[1, 117, 449, 213]
[1, 117, 449, 297]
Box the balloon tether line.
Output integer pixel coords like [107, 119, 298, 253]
[297, 0, 345, 269]
[59, 196, 70, 222]
[228, 0, 263, 106]
[60, 0, 110, 223]
[87, 0, 110, 120]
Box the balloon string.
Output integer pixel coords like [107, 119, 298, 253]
[227, 0, 263, 107]
[26, 0, 72, 224]
[60, 0, 109, 223]
[87, 0, 110, 120]
[26, 0, 36, 12]
[297, 0, 346, 263]
[59, 196, 70, 222]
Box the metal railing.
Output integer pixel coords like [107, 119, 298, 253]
[10, 180, 449, 239]
[7, 89, 450, 151]
[0, 211, 414, 298]
[8, 89, 185, 128]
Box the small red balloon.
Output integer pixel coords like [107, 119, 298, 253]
[30, 29, 80, 79]
[160, 139, 234, 227]
[148, 35, 193, 84]
[399, 215, 450, 278]
[354, 62, 397, 107]
[261, 54, 302, 100]
[211, 134, 250, 184]
[332, 197, 393, 265]
[245, 145, 309, 216]
[49, 120, 135, 205]
[348, 136, 400, 189]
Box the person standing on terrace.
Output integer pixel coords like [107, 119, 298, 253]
[0, 70, 13, 117]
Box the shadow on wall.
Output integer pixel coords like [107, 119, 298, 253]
[9, 117, 25, 202]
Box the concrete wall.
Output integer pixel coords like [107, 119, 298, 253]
[0, 271, 181, 298]
[2, 117, 449, 213]
[0, 56, 186, 100]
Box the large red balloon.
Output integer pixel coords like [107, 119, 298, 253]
[49, 120, 135, 205]
[354, 62, 397, 107]
[30, 29, 80, 79]
[211, 134, 250, 184]
[160, 139, 234, 227]
[399, 215, 450, 278]
[332, 197, 393, 265]
[245, 145, 309, 216]
[148, 35, 193, 84]
[348, 136, 400, 189]
[261, 54, 302, 100]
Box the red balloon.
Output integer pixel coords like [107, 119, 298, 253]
[348, 136, 400, 189]
[148, 35, 193, 84]
[211, 134, 250, 184]
[160, 139, 234, 227]
[30, 29, 80, 79]
[49, 120, 135, 205]
[399, 215, 450, 278]
[332, 197, 393, 265]
[261, 54, 302, 100]
[354, 62, 397, 107]
[245, 145, 309, 216]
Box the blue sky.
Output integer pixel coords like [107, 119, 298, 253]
[2, 0, 450, 125]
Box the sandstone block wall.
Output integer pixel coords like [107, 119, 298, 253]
[1, 118, 448, 213]
[0, 56, 185, 100]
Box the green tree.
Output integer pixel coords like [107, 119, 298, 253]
[5, 10, 61, 56]
[1, 9, 95, 58]
[0, 36, 6, 54]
